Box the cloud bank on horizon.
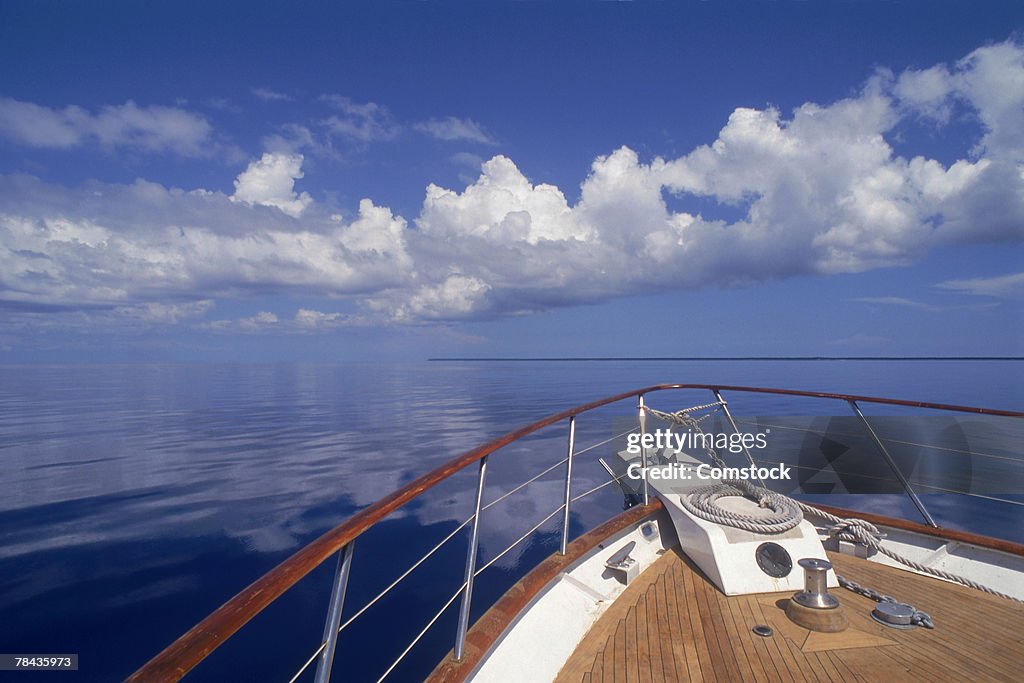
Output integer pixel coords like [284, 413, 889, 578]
[1, 40, 1022, 333]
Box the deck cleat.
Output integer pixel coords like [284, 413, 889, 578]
[604, 541, 640, 584]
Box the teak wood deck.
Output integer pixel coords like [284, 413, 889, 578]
[555, 549, 1024, 682]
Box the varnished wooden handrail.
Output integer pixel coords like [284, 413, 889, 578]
[128, 384, 1022, 680]
[673, 385, 1024, 417]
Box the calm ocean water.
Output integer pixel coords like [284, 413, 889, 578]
[1, 360, 1021, 681]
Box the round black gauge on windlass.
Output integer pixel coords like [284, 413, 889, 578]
[755, 542, 793, 578]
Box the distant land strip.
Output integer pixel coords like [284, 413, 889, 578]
[428, 356, 1024, 362]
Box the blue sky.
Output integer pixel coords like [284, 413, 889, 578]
[1, 2, 1022, 361]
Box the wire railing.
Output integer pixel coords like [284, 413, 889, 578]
[127, 384, 1023, 683]
[725, 416, 1024, 509]
[752, 457, 1024, 509]
[374, 583, 466, 683]
[571, 468, 633, 504]
[734, 418, 1024, 465]
[285, 424, 642, 682]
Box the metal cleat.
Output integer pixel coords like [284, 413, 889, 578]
[605, 541, 639, 585]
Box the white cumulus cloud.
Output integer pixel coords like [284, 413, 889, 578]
[231, 153, 313, 217]
[373, 275, 492, 322]
[419, 155, 591, 245]
[0, 163, 412, 311]
[1, 40, 1022, 331]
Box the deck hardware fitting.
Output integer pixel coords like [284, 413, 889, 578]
[605, 541, 639, 584]
[786, 558, 849, 632]
[792, 558, 839, 610]
[870, 602, 918, 629]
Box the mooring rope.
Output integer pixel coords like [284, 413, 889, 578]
[810, 506, 1022, 603]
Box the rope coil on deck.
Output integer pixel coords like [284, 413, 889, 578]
[681, 479, 804, 534]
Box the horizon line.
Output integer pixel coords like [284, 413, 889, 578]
[428, 356, 1024, 362]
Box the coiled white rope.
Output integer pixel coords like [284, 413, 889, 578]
[681, 479, 804, 534]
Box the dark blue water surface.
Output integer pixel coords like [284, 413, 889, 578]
[1, 361, 1021, 681]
